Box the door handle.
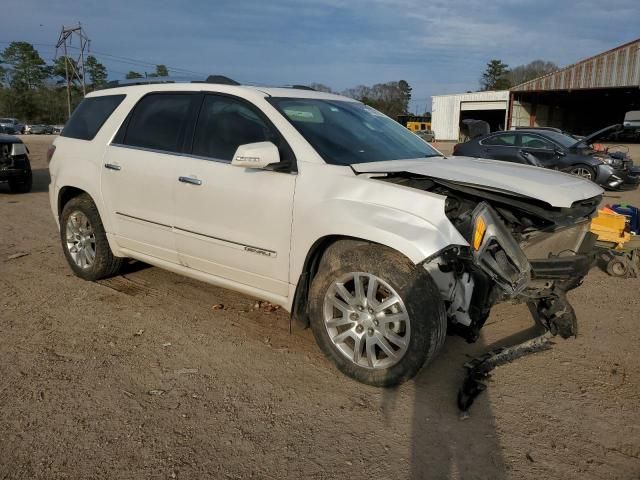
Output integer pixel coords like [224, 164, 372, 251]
[179, 176, 202, 186]
[104, 163, 121, 171]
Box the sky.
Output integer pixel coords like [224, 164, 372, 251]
[2, 0, 639, 112]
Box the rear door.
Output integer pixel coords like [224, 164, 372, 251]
[479, 133, 519, 162]
[172, 94, 296, 296]
[101, 92, 198, 263]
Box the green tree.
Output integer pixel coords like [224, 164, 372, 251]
[125, 70, 144, 79]
[309, 83, 333, 93]
[342, 80, 413, 118]
[86, 55, 108, 89]
[1, 41, 49, 90]
[51, 56, 81, 84]
[507, 60, 558, 86]
[480, 59, 511, 91]
[147, 64, 169, 78]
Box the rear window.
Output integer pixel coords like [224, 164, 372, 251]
[61, 95, 125, 140]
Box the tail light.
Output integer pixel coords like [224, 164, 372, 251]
[46, 145, 56, 164]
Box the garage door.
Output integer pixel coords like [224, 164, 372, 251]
[460, 100, 507, 111]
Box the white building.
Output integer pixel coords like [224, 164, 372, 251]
[431, 90, 509, 141]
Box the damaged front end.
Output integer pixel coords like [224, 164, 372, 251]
[380, 174, 600, 342]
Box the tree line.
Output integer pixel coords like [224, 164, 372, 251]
[0, 41, 169, 124]
[480, 59, 558, 91]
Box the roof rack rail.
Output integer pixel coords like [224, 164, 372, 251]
[291, 84, 316, 91]
[101, 75, 242, 90]
[204, 75, 240, 85]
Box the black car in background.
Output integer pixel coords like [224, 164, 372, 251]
[453, 124, 638, 190]
[29, 124, 54, 135]
[0, 134, 32, 193]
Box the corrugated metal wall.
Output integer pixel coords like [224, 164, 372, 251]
[431, 91, 509, 140]
[512, 38, 640, 92]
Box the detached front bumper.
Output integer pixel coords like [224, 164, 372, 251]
[595, 164, 624, 189]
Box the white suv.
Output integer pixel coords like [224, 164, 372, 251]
[49, 76, 603, 386]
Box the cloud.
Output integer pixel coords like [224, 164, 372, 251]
[2, 0, 638, 110]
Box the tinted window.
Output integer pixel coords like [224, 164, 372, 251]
[520, 134, 553, 150]
[123, 94, 193, 152]
[269, 98, 441, 165]
[62, 95, 125, 140]
[482, 134, 516, 146]
[536, 130, 576, 148]
[192, 95, 277, 161]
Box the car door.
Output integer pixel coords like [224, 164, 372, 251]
[479, 133, 519, 162]
[101, 92, 199, 263]
[173, 94, 296, 297]
[518, 133, 560, 168]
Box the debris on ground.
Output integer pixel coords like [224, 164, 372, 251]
[147, 389, 166, 396]
[175, 368, 198, 375]
[7, 252, 29, 260]
[162, 342, 172, 347]
[212, 303, 225, 310]
[134, 329, 144, 336]
[253, 301, 281, 312]
[458, 333, 554, 412]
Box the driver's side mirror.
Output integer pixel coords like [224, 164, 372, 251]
[231, 142, 280, 169]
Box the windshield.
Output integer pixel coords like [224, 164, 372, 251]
[269, 98, 441, 165]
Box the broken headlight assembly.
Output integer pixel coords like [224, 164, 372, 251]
[468, 202, 531, 295]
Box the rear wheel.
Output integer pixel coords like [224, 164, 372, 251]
[309, 243, 446, 386]
[60, 194, 123, 280]
[568, 164, 596, 181]
[8, 167, 32, 193]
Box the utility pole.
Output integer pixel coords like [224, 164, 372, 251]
[56, 23, 90, 118]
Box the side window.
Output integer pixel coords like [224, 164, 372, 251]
[192, 95, 278, 161]
[123, 94, 193, 153]
[62, 94, 125, 140]
[520, 134, 553, 150]
[482, 134, 516, 146]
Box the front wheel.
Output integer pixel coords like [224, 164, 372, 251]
[308, 243, 446, 387]
[568, 164, 596, 181]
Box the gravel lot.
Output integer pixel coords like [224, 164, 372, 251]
[1, 135, 639, 479]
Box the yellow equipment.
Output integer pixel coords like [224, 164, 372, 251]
[590, 209, 631, 249]
[590, 208, 640, 277]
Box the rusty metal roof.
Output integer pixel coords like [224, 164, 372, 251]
[511, 38, 640, 92]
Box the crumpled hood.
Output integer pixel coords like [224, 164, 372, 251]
[351, 156, 603, 208]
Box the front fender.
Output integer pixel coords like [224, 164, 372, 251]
[289, 163, 469, 284]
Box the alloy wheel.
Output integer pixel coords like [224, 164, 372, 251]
[323, 272, 411, 370]
[65, 211, 96, 269]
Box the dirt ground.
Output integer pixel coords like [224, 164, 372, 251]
[1, 135, 639, 479]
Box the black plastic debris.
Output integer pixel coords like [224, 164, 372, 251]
[457, 333, 554, 412]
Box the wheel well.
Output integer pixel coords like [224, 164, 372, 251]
[57, 186, 87, 218]
[290, 236, 372, 328]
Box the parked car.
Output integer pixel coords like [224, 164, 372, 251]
[453, 124, 637, 189]
[0, 134, 32, 193]
[29, 124, 54, 135]
[414, 129, 435, 142]
[0, 118, 25, 135]
[52, 125, 64, 134]
[49, 78, 603, 386]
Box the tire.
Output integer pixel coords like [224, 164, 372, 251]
[568, 164, 596, 181]
[60, 194, 123, 281]
[308, 242, 447, 387]
[8, 167, 32, 193]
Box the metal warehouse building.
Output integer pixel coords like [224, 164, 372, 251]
[432, 38, 640, 140]
[509, 38, 640, 134]
[431, 90, 509, 141]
